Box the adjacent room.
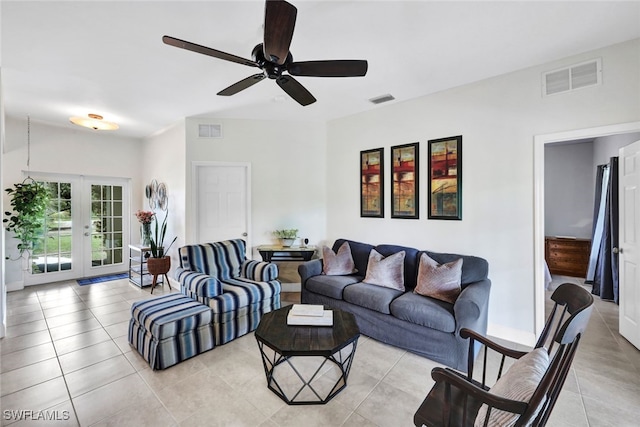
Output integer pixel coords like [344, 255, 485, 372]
[1, 1, 639, 426]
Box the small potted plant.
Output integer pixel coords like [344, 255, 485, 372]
[135, 210, 154, 246]
[273, 229, 298, 247]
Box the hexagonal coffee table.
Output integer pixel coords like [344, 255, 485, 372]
[254, 305, 360, 405]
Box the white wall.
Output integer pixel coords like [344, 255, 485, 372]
[1, 66, 6, 338]
[326, 38, 640, 344]
[593, 132, 640, 167]
[185, 117, 327, 258]
[544, 142, 594, 239]
[141, 121, 186, 286]
[2, 116, 145, 287]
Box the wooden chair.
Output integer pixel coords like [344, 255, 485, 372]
[414, 283, 594, 427]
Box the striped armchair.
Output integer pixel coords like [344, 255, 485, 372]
[176, 239, 281, 345]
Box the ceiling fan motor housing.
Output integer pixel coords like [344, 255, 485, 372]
[252, 43, 292, 79]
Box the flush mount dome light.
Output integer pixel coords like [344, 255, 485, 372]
[69, 113, 119, 130]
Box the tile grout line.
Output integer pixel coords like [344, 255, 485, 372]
[37, 286, 82, 427]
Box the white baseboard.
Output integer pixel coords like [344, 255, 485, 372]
[6, 281, 24, 292]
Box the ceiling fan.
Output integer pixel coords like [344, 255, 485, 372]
[163, 0, 368, 106]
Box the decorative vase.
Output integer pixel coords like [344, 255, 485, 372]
[141, 223, 152, 246]
[147, 256, 171, 275]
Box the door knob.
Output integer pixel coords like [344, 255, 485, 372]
[242, 232, 248, 237]
[613, 247, 623, 254]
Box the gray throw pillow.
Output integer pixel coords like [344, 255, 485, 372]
[363, 249, 405, 291]
[322, 241, 357, 275]
[414, 253, 462, 304]
[474, 348, 550, 427]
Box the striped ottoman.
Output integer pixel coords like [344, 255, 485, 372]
[128, 293, 214, 370]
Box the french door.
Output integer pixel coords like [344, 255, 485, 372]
[26, 173, 130, 285]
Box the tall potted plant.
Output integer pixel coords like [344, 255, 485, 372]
[147, 211, 177, 288]
[3, 178, 50, 260]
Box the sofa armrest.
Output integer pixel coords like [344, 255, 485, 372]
[241, 260, 278, 281]
[298, 259, 323, 285]
[453, 279, 491, 335]
[176, 268, 223, 303]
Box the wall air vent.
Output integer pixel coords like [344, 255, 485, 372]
[198, 124, 222, 138]
[543, 58, 601, 96]
[369, 94, 395, 105]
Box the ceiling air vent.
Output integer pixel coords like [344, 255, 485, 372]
[543, 58, 601, 96]
[369, 94, 395, 105]
[198, 124, 222, 138]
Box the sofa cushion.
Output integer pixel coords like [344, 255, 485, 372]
[322, 241, 357, 275]
[363, 249, 406, 291]
[423, 251, 488, 288]
[414, 253, 463, 304]
[375, 244, 420, 290]
[333, 239, 375, 275]
[305, 274, 361, 300]
[390, 292, 456, 333]
[343, 282, 404, 314]
[474, 348, 550, 427]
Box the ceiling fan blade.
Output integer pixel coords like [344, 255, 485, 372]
[288, 60, 368, 77]
[263, 0, 297, 65]
[276, 75, 316, 106]
[217, 73, 266, 96]
[163, 35, 258, 68]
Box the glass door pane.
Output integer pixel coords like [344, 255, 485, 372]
[90, 184, 124, 267]
[32, 180, 73, 275]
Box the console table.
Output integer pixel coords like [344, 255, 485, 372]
[257, 245, 317, 262]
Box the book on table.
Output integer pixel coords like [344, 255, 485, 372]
[287, 304, 333, 326]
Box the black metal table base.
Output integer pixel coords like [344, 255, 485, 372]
[256, 339, 359, 405]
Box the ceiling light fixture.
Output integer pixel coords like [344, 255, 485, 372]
[69, 113, 119, 131]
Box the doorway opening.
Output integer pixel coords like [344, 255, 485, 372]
[534, 121, 640, 337]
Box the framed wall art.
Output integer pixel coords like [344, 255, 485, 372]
[360, 148, 384, 218]
[428, 135, 462, 220]
[391, 142, 419, 219]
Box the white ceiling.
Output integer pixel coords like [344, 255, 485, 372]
[2, 1, 639, 139]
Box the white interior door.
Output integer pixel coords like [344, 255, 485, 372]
[619, 139, 640, 349]
[194, 162, 251, 248]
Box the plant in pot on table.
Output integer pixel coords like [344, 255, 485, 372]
[273, 229, 298, 247]
[135, 210, 154, 246]
[147, 211, 177, 293]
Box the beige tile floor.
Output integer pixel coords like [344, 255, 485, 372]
[1, 276, 639, 426]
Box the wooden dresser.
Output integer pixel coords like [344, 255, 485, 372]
[545, 237, 591, 278]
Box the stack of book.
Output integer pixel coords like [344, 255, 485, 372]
[287, 304, 333, 326]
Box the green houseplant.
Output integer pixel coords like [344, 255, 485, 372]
[3, 178, 50, 259]
[273, 228, 298, 247]
[146, 211, 177, 292]
[149, 211, 177, 259]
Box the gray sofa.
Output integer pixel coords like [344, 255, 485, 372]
[298, 238, 491, 371]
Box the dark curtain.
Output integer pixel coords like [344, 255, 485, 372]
[592, 157, 619, 303]
[585, 165, 606, 284]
